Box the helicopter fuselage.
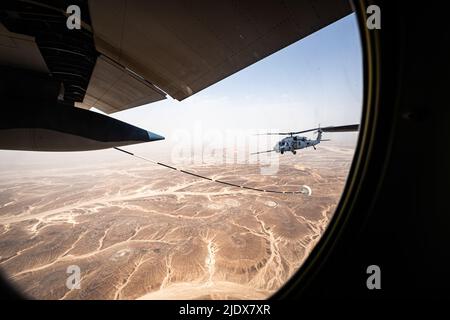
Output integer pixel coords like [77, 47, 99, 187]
[274, 135, 321, 154]
[253, 124, 357, 156]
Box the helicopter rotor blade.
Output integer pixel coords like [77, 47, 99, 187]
[254, 132, 291, 136]
[255, 124, 359, 136]
[288, 124, 360, 135]
[250, 149, 276, 155]
[320, 124, 359, 132]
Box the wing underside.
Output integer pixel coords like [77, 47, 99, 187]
[82, 0, 352, 113]
[0, 0, 353, 151]
[1, 1, 352, 113]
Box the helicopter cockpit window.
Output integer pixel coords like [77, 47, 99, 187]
[0, 2, 362, 300]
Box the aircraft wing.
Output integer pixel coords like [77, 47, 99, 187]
[0, 0, 353, 151]
[80, 0, 353, 113]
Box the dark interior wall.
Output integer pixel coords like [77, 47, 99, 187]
[275, 0, 450, 299]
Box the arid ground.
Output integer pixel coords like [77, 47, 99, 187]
[0, 145, 354, 299]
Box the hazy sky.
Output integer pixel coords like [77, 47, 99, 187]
[0, 13, 362, 171]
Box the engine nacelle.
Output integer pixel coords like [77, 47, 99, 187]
[0, 102, 164, 152]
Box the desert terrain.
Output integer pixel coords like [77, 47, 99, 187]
[0, 145, 354, 299]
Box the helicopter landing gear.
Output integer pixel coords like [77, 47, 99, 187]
[292, 150, 296, 155]
[281, 150, 284, 154]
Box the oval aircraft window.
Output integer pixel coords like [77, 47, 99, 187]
[0, 2, 362, 299]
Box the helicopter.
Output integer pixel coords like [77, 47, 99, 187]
[252, 124, 359, 155]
